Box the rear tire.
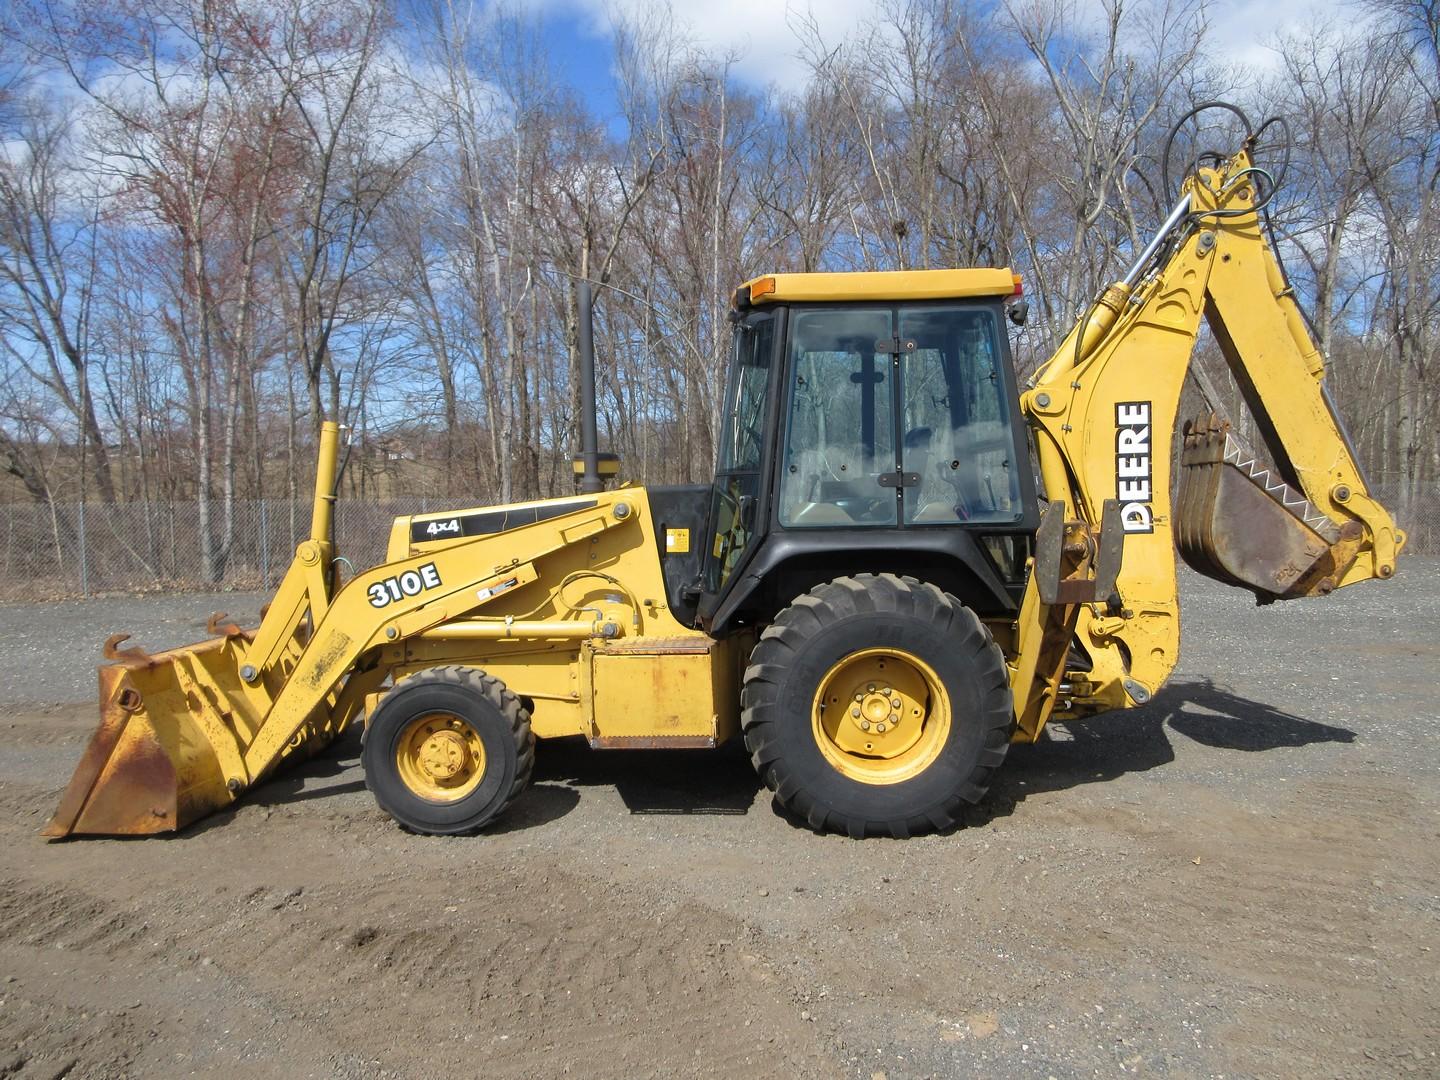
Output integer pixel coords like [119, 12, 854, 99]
[741, 573, 1012, 838]
[362, 666, 533, 835]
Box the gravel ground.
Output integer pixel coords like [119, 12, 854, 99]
[0, 564, 1437, 1079]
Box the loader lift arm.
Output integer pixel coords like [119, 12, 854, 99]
[1010, 119, 1404, 741]
[44, 422, 639, 837]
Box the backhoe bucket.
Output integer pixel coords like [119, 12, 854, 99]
[1175, 414, 1358, 600]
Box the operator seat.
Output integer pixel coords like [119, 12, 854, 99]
[905, 426, 965, 523]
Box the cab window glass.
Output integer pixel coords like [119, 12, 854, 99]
[706, 315, 774, 593]
[777, 309, 897, 527]
[899, 307, 1020, 524]
[718, 318, 774, 472]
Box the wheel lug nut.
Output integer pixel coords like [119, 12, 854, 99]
[851, 707, 861, 718]
[890, 713, 899, 724]
[867, 684, 876, 692]
[882, 687, 891, 695]
[876, 723, 887, 733]
[855, 693, 864, 703]
[891, 697, 901, 708]
[861, 721, 871, 731]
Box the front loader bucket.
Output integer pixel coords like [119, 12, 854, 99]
[43, 629, 339, 838]
[44, 658, 222, 836]
[1175, 414, 1360, 600]
[45, 421, 361, 838]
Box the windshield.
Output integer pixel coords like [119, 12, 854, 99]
[778, 309, 898, 527]
[898, 306, 1021, 524]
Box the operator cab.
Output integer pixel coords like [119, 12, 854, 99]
[696, 269, 1038, 635]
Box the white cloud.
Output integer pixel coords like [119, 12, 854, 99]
[523, 0, 877, 93]
[1063, 0, 1360, 75]
[575, 0, 1357, 87]
[1207, 0, 1332, 71]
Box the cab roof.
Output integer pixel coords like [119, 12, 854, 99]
[733, 268, 1020, 308]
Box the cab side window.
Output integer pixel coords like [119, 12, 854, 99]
[705, 315, 775, 593]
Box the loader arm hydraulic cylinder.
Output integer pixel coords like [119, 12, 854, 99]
[311, 421, 342, 545]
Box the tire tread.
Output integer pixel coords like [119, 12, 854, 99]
[741, 572, 1011, 838]
[364, 665, 533, 835]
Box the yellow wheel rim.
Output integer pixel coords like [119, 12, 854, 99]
[811, 648, 951, 785]
[394, 712, 487, 802]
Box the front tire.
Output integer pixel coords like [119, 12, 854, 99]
[362, 666, 533, 835]
[741, 574, 1011, 838]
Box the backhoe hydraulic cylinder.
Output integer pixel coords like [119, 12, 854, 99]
[1044, 283, 1132, 378]
[1122, 193, 1192, 288]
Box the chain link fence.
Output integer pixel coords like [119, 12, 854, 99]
[1365, 482, 1438, 557]
[0, 497, 448, 601]
[0, 485, 1433, 602]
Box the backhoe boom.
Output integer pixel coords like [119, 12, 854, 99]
[1013, 147, 1404, 738]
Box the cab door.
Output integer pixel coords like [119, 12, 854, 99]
[699, 309, 779, 610]
[774, 307, 899, 528]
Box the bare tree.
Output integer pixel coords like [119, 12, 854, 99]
[0, 0, 1435, 573]
[1003, 0, 1211, 330]
[0, 96, 115, 501]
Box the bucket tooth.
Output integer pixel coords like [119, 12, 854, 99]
[1175, 415, 1342, 599]
[103, 633, 149, 663]
[206, 612, 244, 638]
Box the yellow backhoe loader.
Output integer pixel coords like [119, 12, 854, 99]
[45, 105, 1403, 840]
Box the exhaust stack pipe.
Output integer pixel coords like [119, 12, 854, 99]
[577, 279, 602, 495]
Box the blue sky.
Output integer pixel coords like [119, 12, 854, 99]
[535, 7, 619, 117]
